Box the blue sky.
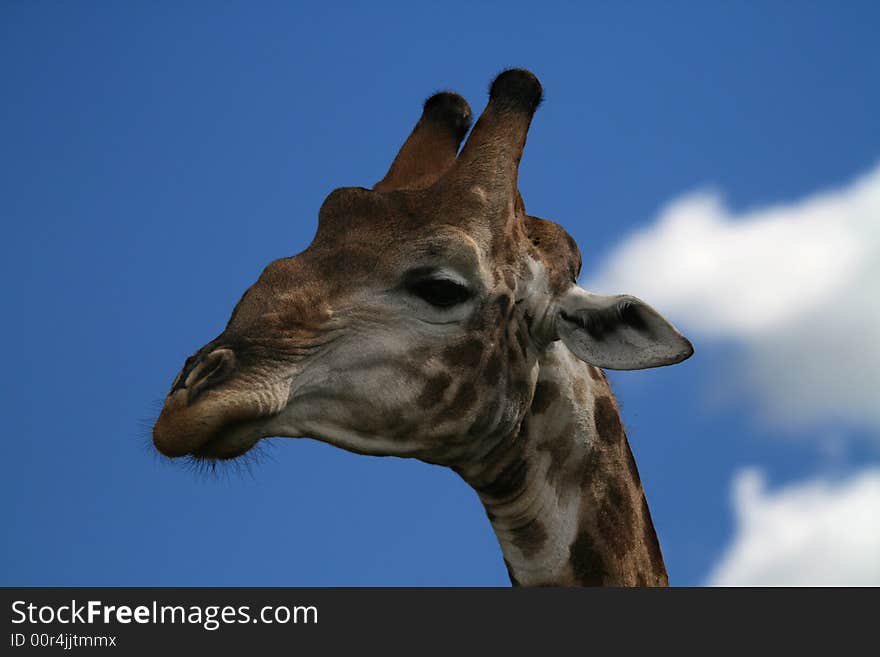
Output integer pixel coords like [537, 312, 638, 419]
[2, 2, 878, 586]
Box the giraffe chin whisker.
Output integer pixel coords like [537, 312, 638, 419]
[182, 439, 274, 480]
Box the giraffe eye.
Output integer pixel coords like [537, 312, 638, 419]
[409, 278, 471, 308]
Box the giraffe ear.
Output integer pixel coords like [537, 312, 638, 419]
[555, 287, 694, 370]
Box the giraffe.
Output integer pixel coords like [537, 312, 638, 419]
[152, 69, 693, 586]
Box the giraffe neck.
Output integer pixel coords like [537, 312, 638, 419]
[457, 343, 668, 586]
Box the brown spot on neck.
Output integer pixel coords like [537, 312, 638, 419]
[597, 475, 637, 555]
[593, 395, 624, 445]
[511, 518, 549, 559]
[569, 530, 608, 586]
[530, 379, 559, 415]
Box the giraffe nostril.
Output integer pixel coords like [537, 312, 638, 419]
[173, 348, 236, 403]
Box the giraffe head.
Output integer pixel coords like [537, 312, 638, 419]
[152, 70, 693, 465]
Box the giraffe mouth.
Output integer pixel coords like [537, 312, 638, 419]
[153, 411, 266, 461]
[152, 384, 280, 461]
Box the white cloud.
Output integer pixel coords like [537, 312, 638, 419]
[588, 163, 880, 430]
[706, 468, 880, 586]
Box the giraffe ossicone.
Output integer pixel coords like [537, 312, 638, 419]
[153, 69, 693, 586]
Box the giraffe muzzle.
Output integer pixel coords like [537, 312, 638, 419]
[153, 348, 245, 458]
